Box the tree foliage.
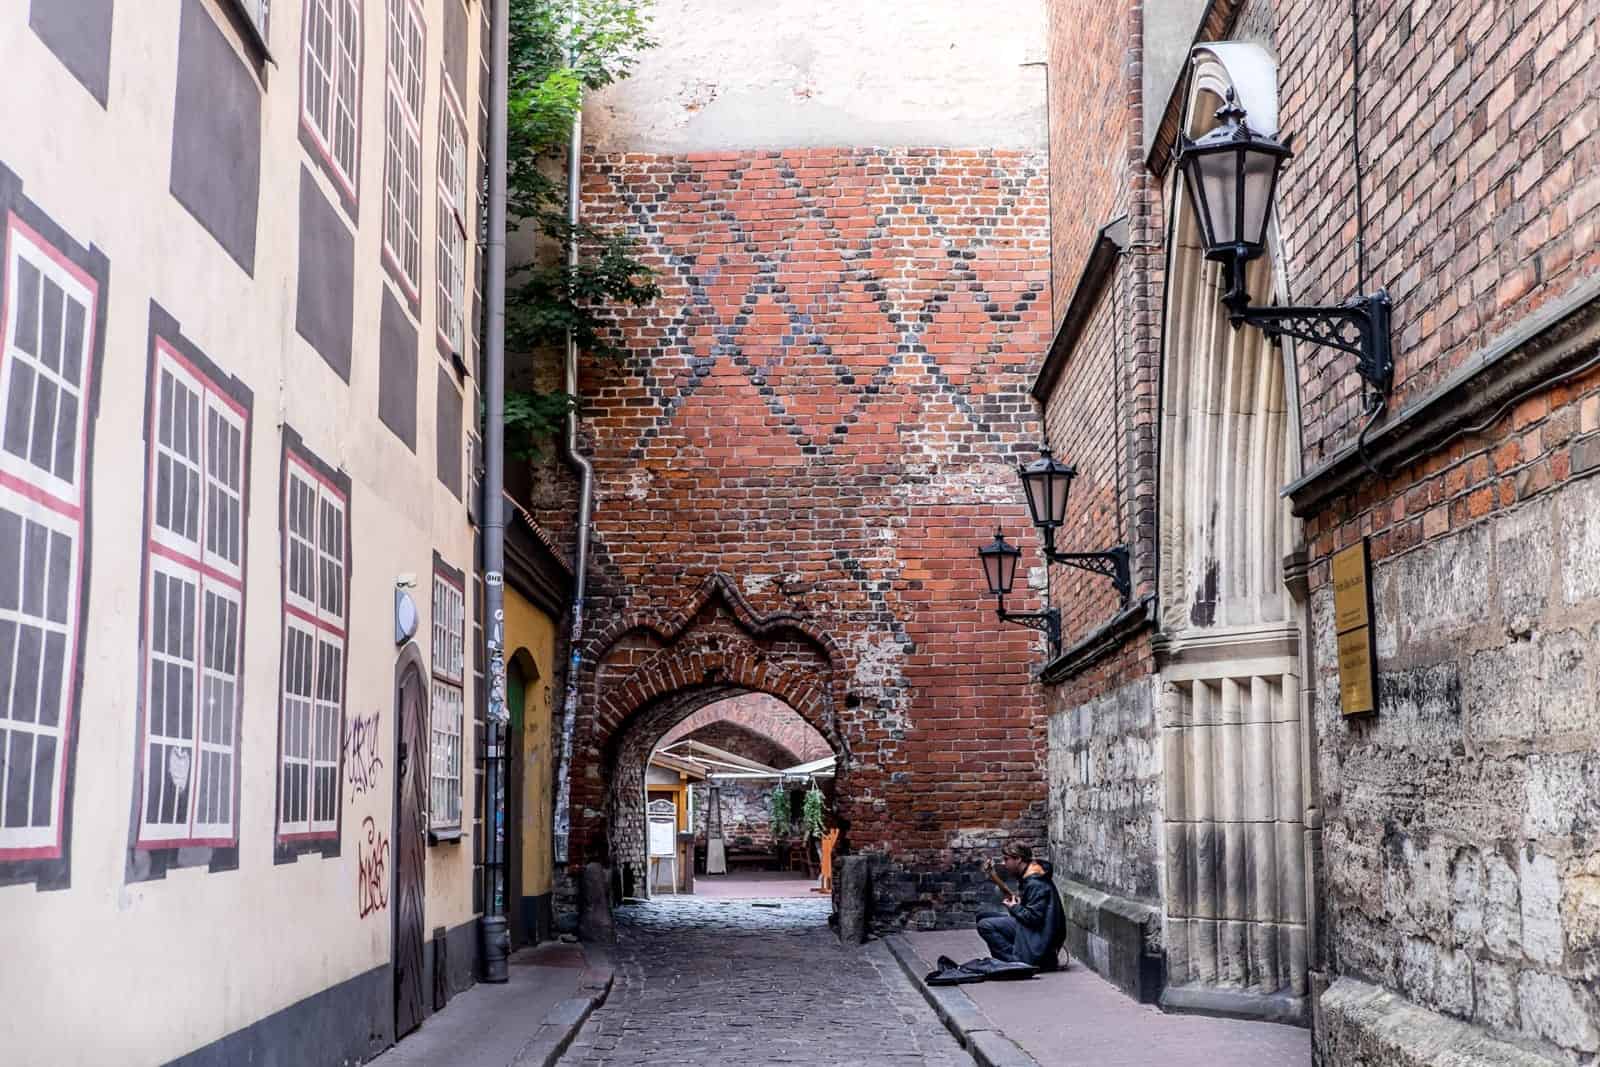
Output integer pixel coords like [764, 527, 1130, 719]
[502, 0, 658, 455]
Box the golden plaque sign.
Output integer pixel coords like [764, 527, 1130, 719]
[1331, 539, 1377, 715]
[1332, 542, 1370, 633]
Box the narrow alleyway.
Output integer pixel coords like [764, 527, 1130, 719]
[560, 897, 969, 1066]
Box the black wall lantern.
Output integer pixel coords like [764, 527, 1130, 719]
[1176, 90, 1394, 396]
[978, 529, 1061, 658]
[976, 448, 1133, 660]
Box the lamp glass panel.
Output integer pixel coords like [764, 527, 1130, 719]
[1241, 148, 1281, 250]
[997, 547, 1019, 593]
[1046, 468, 1072, 525]
[981, 549, 1004, 595]
[1195, 149, 1240, 249]
[1023, 470, 1053, 529]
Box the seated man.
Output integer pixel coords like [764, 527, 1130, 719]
[977, 843, 1067, 970]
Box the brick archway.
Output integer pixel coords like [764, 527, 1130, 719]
[569, 574, 849, 886]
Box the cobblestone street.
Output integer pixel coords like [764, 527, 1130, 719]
[561, 897, 970, 1066]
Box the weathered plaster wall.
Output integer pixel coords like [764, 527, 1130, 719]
[1314, 473, 1600, 1060]
[584, 0, 1047, 154]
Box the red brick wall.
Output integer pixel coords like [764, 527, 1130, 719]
[1048, 0, 1131, 321]
[552, 147, 1054, 920]
[1276, 0, 1600, 578]
[1041, 283, 1130, 644]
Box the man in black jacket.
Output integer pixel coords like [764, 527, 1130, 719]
[978, 843, 1067, 970]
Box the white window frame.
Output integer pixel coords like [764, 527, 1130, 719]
[137, 343, 249, 848]
[429, 567, 464, 831]
[277, 454, 348, 841]
[436, 78, 468, 354]
[0, 217, 97, 859]
[383, 0, 426, 300]
[300, 0, 362, 198]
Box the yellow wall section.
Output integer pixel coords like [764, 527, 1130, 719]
[504, 586, 557, 897]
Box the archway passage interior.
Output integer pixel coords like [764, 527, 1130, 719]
[611, 686, 842, 903]
[646, 694, 836, 900]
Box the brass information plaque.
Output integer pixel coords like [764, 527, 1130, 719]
[1332, 542, 1370, 633]
[1337, 628, 1376, 715]
[1331, 539, 1378, 716]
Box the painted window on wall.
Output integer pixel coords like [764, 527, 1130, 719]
[436, 78, 468, 355]
[382, 0, 426, 300]
[0, 218, 98, 861]
[430, 561, 464, 831]
[301, 0, 362, 198]
[277, 450, 348, 841]
[137, 343, 249, 847]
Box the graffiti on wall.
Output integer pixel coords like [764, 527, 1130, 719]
[357, 816, 389, 918]
[344, 710, 383, 801]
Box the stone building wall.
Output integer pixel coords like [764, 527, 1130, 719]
[1311, 472, 1600, 1059]
[1046, 678, 1162, 903]
[1034, 0, 1600, 1056]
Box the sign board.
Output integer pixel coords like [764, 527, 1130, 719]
[648, 817, 676, 858]
[1331, 540, 1378, 716]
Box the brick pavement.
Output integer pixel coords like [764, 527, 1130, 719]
[560, 897, 970, 1066]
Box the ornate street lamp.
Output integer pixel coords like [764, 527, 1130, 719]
[1018, 448, 1130, 602]
[977, 529, 1060, 658]
[1176, 89, 1394, 396]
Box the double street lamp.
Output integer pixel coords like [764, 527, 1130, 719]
[977, 448, 1131, 660]
[1174, 89, 1394, 396]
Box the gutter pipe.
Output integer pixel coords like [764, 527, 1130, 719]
[479, 0, 511, 981]
[552, 52, 591, 867]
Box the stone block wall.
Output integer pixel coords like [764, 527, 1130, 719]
[1047, 677, 1162, 903]
[692, 782, 776, 850]
[1313, 471, 1600, 1060]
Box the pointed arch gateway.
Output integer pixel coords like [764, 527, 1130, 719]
[573, 574, 848, 896]
[1156, 44, 1310, 1017]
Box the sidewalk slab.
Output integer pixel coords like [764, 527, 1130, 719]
[368, 941, 613, 1067]
[898, 929, 1312, 1067]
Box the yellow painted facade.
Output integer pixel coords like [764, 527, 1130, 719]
[504, 584, 557, 902]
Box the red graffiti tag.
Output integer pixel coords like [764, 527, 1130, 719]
[357, 816, 389, 918]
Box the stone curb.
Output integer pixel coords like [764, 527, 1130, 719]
[510, 944, 615, 1067]
[883, 934, 1041, 1067]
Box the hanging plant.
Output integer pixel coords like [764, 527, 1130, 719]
[769, 785, 791, 840]
[802, 784, 826, 840]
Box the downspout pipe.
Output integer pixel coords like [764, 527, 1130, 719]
[479, 0, 511, 981]
[552, 57, 591, 868]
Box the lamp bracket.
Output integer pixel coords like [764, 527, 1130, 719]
[1041, 542, 1132, 604]
[995, 596, 1062, 660]
[1221, 259, 1393, 395]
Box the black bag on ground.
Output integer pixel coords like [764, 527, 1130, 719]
[924, 954, 1038, 986]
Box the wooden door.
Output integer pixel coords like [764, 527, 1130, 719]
[394, 662, 427, 1038]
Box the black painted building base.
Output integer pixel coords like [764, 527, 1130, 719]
[169, 918, 480, 1066]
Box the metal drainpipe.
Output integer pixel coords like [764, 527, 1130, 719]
[478, 0, 512, 981]
[552, 62, 591, 869]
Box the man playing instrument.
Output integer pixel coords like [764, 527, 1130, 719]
[978, 842, 1067, 970]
